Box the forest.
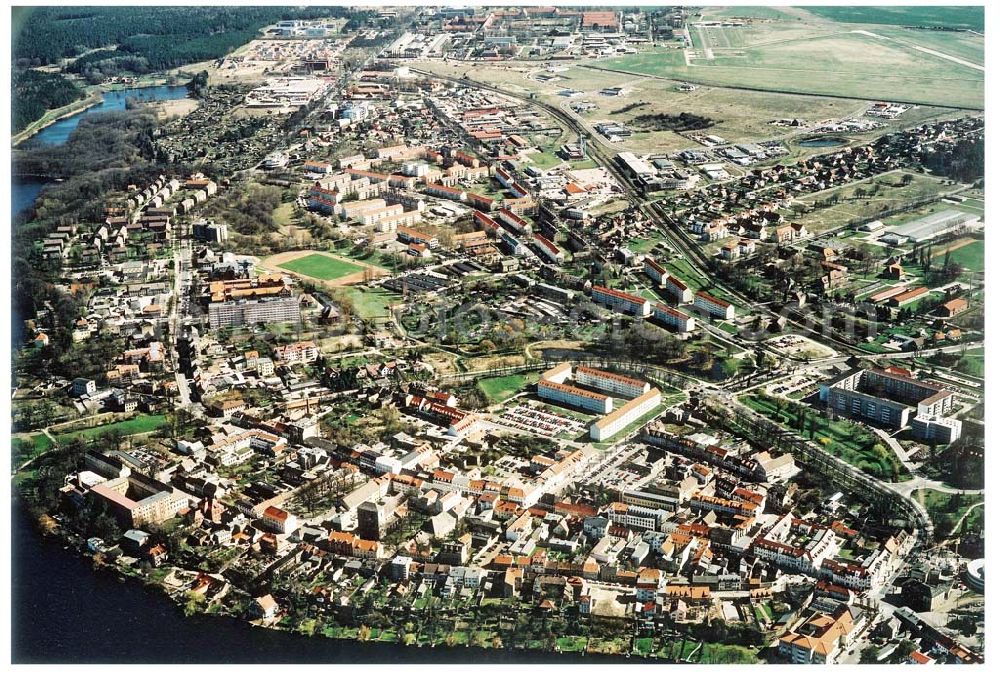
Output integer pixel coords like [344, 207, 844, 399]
[920, 137, 985, 185]
[12, 69, 84, 133]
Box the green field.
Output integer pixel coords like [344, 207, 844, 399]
[479, 372, 537, 403]
[11, 433, 54, 468]
[280, 253, 364, 281]
[934, 239, 984, 273]
[805, 6, 984, 32]
[56, 414, 167, 443]
[946, 348, 984, 378]
[597, 28, 983, 109]
[912, 488, 984, 538]
[344, 287, 401, 319]
[701, 6, 798, 21]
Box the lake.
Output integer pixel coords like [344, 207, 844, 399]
[28, 84, 191, 147]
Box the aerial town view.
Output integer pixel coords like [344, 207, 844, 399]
[7, 3, 988, 668]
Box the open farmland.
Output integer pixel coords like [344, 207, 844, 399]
[539, 66, 864, 154]
[596, 25, 983, 109]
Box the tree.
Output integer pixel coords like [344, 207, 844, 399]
[859, 646, 881, 664]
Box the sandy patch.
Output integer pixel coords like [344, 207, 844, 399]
[150, 98, 200, 120]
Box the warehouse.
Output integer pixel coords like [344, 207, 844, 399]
[883, 209, 979, 244]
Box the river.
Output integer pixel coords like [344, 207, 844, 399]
[12, 504, 656, 664]
[11, 84, 191, 219]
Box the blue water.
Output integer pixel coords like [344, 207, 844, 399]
[29, 84, 191, 147]
[12, 177, 47, 219]
[12, 84, 191, 219]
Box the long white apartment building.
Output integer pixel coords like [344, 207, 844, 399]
[537, 379, 613, 414]
[653, 303, 696, 332]
[665, 275, 694, 303]
[590, 388, 662, 441]
[591, 285, 651, 317]
[575, 366, 650, 399]
[694, 290, 736, 320]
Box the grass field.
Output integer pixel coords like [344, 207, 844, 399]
[56, 414, 167, 443]
[912, 488, 984, 538]
[597, 27, 983, 109]
[344, 287, 400, 319]
[479, 372, 537, 404]
[701, 6, 799, 21]
[279, 253, 364, 281]
[805, 6, 984, 32]
[933, 239, 984, 273]
[11, 433, 54, 468]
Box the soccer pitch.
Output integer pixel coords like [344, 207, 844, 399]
[279, 253, 365, 281]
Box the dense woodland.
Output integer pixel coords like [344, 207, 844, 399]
[12, 6, 369, 67]
[920, 137, 985, 185]
[12, 69, 84, 133]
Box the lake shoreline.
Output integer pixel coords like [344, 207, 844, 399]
[13, 77, 184, 147]
[13, 503, 671, 664]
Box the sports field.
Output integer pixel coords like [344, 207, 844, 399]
[279, 253, 364, 281]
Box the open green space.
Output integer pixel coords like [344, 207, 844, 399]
[702, 6, 798, 21]
[279, 253, 364, 281]
[343, 287, 401, 319]
[597, 28, 983, 109]
[912, 488, 984, 538]
[805, 6, 984, 32]
[953, 349, 984, 378]
[740, 393, 907, 481]
[479, 372, 538, 404]
[56, 414, 167, 443]
[934, 239, 984, 273]
[11, 433, 54, 468]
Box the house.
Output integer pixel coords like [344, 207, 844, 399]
[34, 332, 49, 348]
[253, 594, 280, 620]
[260, 506, 298, 535]
[938, 298, 968, 318]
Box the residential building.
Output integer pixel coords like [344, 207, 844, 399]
[591, 285, 651, 317]
[694, 291, 735, 320]
[590, 389, 662, 441]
